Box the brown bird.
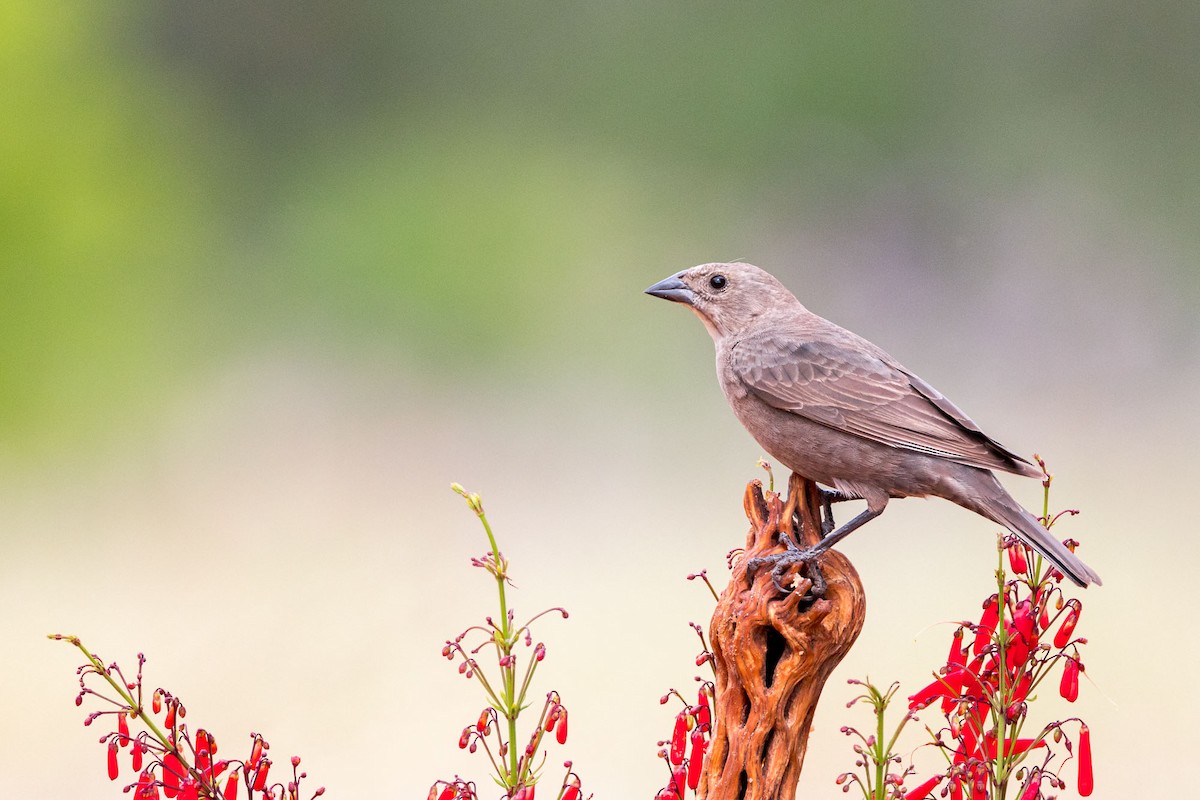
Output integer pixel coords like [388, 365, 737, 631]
[645, 262, 1101, 587]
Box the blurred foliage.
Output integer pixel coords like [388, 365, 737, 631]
[2, 1, 1197, 455]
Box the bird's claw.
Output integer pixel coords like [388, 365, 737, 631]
[745, 532, 828, 598]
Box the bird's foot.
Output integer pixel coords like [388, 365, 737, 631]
[745, 531, 828, 598]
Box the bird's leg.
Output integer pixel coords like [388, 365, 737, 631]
[819, 487, 857, 537]
[809, 507, 881, 555]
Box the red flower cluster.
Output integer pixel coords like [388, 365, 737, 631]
[653, 685, 713, 799]
[902, 536, 1094, 799]
[53, 635, 321, 800]
[651, 612, 717, 800]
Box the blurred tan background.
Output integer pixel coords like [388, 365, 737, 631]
[3, 3, 1197, 796]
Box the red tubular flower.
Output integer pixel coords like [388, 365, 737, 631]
[252, 759, 271, 792]
[1059, 658, 1080, 702]
[222, 773, 239, 800]
[162, 752, 182, 798]
[107, 738, 120, 781]
[1078, 724, 1094, 796]
[953, 654, 989, 705]
[907, 677, 950, 710]
[152, 691, 163, 715]
[248, 737, 264, 770]
[903, 775, 942, 799]
[696, 688, 711, 727]
[687, 729, 707, 789]
[1054, 604, 1080, 648]
[1011, 670, 1033, 704]
[1008, 543, 1028, 574]
[672, 764, 687, 799]
[195, 735, 210, 773]
[1019, 772, 1041, 800]
[131, 739, 144, 772]
[164, 700, 176, 729]
[180, 781, 199, 800]
[959, 719, 983, 761]
[670, 713, 687, 765]
[118, 712, 130, 746]
[1004, 600, 1039, 673]
[988, 737, 1045, 759]
[973, 597, 1001, 656]
[555, 707, 568, 745]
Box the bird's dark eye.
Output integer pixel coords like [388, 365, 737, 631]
[709, 274, 727, 290]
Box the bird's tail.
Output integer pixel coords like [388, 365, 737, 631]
[970, 475, 1102, 588]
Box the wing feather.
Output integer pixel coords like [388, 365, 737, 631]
[730, 328, 1037, 475]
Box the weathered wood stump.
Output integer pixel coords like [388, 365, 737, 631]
[700, 473, 866, 800]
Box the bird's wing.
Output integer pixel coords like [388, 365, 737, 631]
[730, 329, 1038, 475]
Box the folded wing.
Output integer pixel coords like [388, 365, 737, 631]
[731, 329, 1039, 477]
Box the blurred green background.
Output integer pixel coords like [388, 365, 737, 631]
[3, 2, 1196, 796]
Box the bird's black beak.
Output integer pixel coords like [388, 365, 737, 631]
[644, 274, 695, 305]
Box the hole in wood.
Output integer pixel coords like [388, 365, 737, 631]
[762, 626, 788, 689]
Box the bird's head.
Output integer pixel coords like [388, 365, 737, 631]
[644, 262, 803, 339]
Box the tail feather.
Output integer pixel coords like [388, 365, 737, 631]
[971, 478, 1102, 588]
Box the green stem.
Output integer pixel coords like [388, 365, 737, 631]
[58, 636, 202, 788]
[873, 690, 887, 800]
[477, 509, 521, 784]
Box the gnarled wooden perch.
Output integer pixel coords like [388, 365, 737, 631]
[700, 473, 866, 800]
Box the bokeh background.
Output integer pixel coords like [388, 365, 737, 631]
[4, 3, 1197, 796]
